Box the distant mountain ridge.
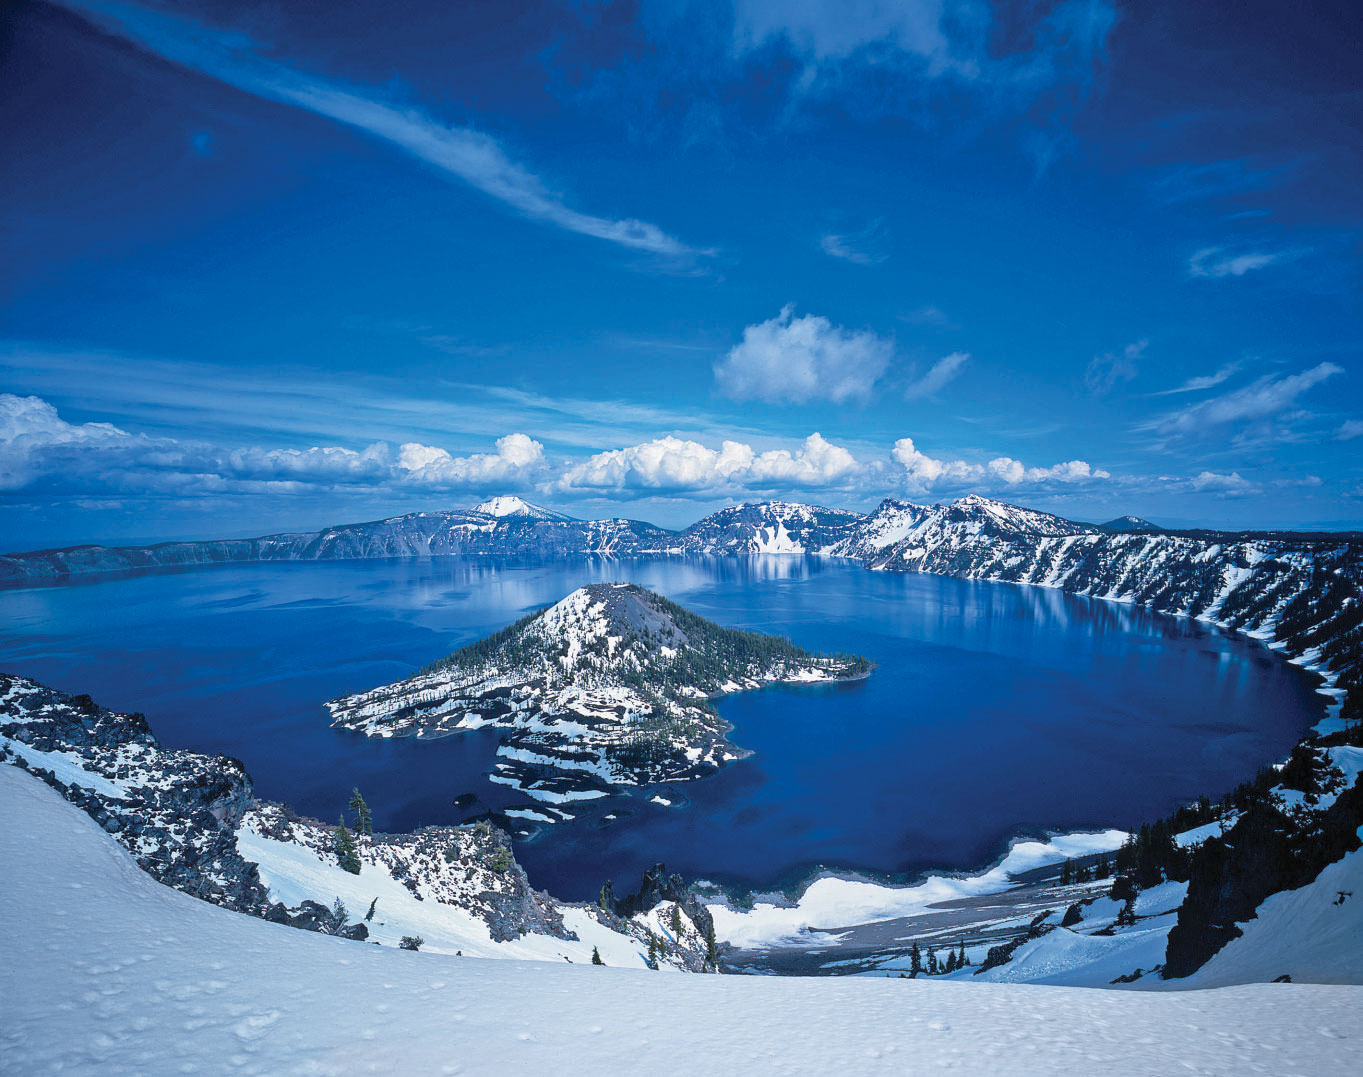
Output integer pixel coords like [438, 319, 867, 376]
[0, 496, 871, 580]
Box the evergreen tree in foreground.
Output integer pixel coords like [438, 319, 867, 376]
[333, 816, 362, 875]
[349, 787, 374, 836]
[909, 941, 923, 978]
[592, 946, 604, 965]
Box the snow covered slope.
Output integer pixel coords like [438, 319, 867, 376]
[5, 766, 1360, 1076]
[0, 674, 716, 971]
[328, 583, 871, 799]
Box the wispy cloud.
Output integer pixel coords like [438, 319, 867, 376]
[1145, 362, 1343, 439]
[1149, 157, 1295, 206]
[714, 305, 893, 405]
[56, 0, 705, 260]
[1187, 246, 1292, 279]
[819, 219, 889, 265]
[1084, 340, 1145, 395]
[904, 352, 969, 399]
[900, 306, 955, 329]
[1153, 363, 1240, 395]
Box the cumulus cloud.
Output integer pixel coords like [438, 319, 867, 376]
[715, 305, 893, 404]
[1146, 362, 1343, 439]
[0, 394, 139, 490]
[55, 0, 700, 259]
[556, 433, 859, 493]
[1084, 340, 1144, 395]
[396, 433, 545, 486]
[0, 393, 544, 497]
[1188, 247, 1283, 279]
[1190, 470, 1258, 495]
[891, 437, 1108, 493]
[904, 352, 969, 399]
[1334, 419, 1363, 441]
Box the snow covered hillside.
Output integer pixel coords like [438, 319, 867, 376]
[6, 766, 1360, 1077]
[0, 675, 716, 973]
[327, 582, 871, 800]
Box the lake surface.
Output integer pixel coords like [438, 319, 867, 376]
[0, 556, 1324, 900]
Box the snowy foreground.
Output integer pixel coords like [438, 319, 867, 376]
[4, 768, 1359, 1076]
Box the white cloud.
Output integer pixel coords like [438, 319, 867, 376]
[1188, 247, 1283, 279]
[1190, 470, 1258, 495]
[56, 0, 701, 259]
[1147, 362, 1343, 438]
[1084, 340, 1144, 395]
[0, 393, 544, 496]
[555, 433, 859, 493]
[0, 394, 138, 490]
[891, 437, 1108, 493]
[904, 352, 969, 399]
[715, 305, 893, 404]
[819, 220, 889, 265]
[1154, 363, 1240, 395]
[396, 434, 545, 486]
[1335, 419, 1363, 441]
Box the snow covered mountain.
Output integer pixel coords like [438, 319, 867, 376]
[473, 494, 575, 521]
[328, 583, 871, 802]
[676, 500, 864, 554]
[1099, 514, 1161, 532]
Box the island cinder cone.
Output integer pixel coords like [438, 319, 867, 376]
[326, 583, 872, 805]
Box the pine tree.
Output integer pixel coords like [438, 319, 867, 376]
[1060, 857, 1074, 885]
[671, 904, 684, 936]
[365, 897, 378, 922]
[333, 816, 361, 875]
[592, 946, 604, 965]
[329, 897, 348, 934]
[927, 949, 939, 975]
[705, 921, 719, 967]
[909, 941, 923, 978]
[957, 938, 968, 968]
[349, 788, 374, 836]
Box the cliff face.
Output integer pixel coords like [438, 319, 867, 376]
[0, 674, 701, 965]
[837, 495, 1362, 726]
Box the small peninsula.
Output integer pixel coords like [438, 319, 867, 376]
[326, 583, 872, 804]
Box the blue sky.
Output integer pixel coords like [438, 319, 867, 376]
[2, 0, 1360, 549]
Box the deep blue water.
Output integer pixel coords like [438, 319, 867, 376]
[0, 556, 1324, 900]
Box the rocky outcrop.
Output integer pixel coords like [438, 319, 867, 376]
[0, 675, 580, 950]
[1163, 769, 1363, 978]
[0, 675, 267, 911]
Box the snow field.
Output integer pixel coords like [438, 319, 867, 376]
[6, 766, 1358, 1076]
